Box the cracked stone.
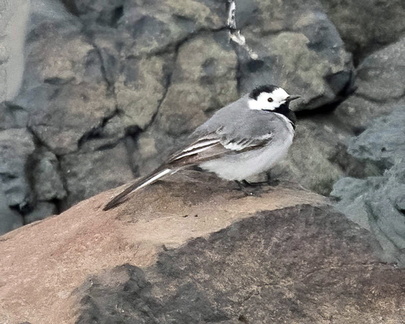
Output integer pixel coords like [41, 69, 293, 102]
[319, 0, 405, 63]
[156, 32, 238, 136]
[0, 129, 36, 209]
[0, 102, 29, 130]
[335, 36, 405, 132]
[0, 187, 24, 235]
[238, 0, 353, 110]
[115, 55, 170, 130]
[31, 148, 66, 201]
[14, 19, 116, 155]
[118, 0, 226, 57]
[331, 107, 405, 267]
[59, 142, 133, 208]
[24, 201, 58, 225]
[133, 31, 238, 175]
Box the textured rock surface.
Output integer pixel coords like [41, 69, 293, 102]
[0, 185, 23, 235]
[0, 0, 30, 101]
[0, 129, 36, 209]
[271, 115, 366, 195]
[239, 0, 353, 110]
[60, 142, 133, 208]
[1, 172, 404, 324]
[347, 108, 405, 169]
[331, 108, 405, 267]
[32, 148, 66, 202]
[278, 36, 405, 195]
[319, 0, 405, 63]
[334, 37, 405, 133]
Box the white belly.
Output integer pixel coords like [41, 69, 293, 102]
[199, 132, 294, 181]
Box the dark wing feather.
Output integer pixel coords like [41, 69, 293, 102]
[166, 129, 273, 167]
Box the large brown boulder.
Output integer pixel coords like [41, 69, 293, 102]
[0, 173, 403, 323]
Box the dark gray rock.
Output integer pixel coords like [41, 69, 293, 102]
[30, 0, 74, 25]
[59, 143, 133, 207]
[272, 115, 371, 195]
[347, 108, 405, 169]
[279, 37, 405, 195]
[0, 102, 29, 130]
[72, 0, 125, 27]
[156, 32, 238, 136]
[319, 0, 405, 63]
[332, 162, 405, 267]
[114, 55, 171, 131]
[24, 201, 57, 225]
[239, 0, 353, 110]
[14, 0, 115, 156]
[0, 185, 24, 235]
[31, 148, 66, 201]
[335, 37, 405, 133]
[331, 107, 405, 267]
[18, 25, 116, 155]
[76, 205, 405, 323]
[0, 129, 35, 210]
[134, 31, 239, 174]
[277, 104, 404, 195]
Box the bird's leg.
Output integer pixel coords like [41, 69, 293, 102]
[266, 172, 280, 186]
[244, 173, 280, 187]
[233, 180, 263, 197]
[241, 179, 263, 187]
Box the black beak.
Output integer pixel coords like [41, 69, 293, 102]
[286, 95, 300, 102]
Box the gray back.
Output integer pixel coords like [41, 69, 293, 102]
[192, 95, 288, 141]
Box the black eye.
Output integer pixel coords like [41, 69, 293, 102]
[267, 97, 273, 102]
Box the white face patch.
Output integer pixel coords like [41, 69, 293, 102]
[248, 87, 290, 111]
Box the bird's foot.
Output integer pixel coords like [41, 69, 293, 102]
[234, 180, 264, 197]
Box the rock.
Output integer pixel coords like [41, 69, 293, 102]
[335, 37, 405, 133]
[114, 55, 170, 131]
[0, 102, 29, 130]
[280, 37, 405, 195]
[0, 185, 24, 235]
[347, 107, 405, 169]
[134, 31, 239, 174]
[0, 129, 36, 210]
[59, 142, 133, 207]
[30, 0, 74, 25]
[0, 173, 403, 323]
[239, 0, 353, 110]
[331, 108, 405, 267]
[156, 32, 238, 136]
[31, 148, 66, 201]
[15, 1, 116, 155]
[332, 162, 405, 267]
[319, 0, 405, 63]
[271, 115, 368, 195]
[71, 0, 125, 27]
[24, 201, 57, 225]
[0, 0, 30, 101]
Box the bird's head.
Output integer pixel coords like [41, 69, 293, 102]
[247, 85, 300, 115]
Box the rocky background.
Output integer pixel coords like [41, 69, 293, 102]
[0, 0, 404, 265]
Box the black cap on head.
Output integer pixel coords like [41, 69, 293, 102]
[249, 85, 279, 100]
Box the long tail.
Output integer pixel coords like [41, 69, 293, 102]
[103, 167, 173, 211]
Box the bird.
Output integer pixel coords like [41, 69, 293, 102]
[103, 84, 300, 211]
